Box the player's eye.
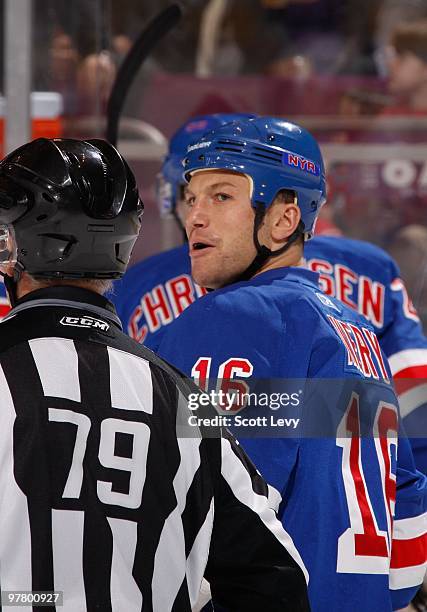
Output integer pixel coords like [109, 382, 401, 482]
[216, 192, 231, 202]
[185, 195, 195, 207]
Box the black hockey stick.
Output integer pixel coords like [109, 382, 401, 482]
[106, 3, 183, 146]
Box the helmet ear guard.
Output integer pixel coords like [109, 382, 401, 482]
[0, 177, 32, 224]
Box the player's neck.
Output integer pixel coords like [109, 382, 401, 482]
[253, 243, 304, 278]
[15, 273, 106, 300]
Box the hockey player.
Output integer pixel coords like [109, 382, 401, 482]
[0, 138, 310, 611]
[113, 112, 427, 479]
[112, 112, 254, 350]
[156, 117, 427, 612]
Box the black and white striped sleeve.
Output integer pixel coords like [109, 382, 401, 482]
[204, 430, 310, 611]
[160, 364, 310, 611]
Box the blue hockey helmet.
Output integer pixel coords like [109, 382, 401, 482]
[157, 113, 257, 218]
[183, 116, 326, 238]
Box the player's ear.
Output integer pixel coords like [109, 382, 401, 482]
[269, 201, 301, 244]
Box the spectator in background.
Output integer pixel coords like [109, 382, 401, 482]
[76, 50, 116, 110]
[338, 88, 389, 116]
[47, 27, 116, 119]
[266, 54, 313, 79]
[383, 20, 427, 114]
[375, 0, 427, 74]
[389, 224, 427, 332]
[47, 28, 81, 114]
[33, 1, 119, 121]
[260, 0, 383, 76]
[260, 0, 346, 74]
[195, 0, 375, 77]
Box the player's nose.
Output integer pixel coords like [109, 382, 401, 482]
[186, 196, 210, 229]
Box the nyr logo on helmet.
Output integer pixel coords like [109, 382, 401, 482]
[283, 152, 320, 176]
[185, 119, 209, 134]
[60, 315, 110, 332]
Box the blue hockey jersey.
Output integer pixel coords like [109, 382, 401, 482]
[112, 237, 427, 361]
[111, 245, 205, 351]
[0, 279, 10, 320]
[157, 267, 427, 612]
[305, 236, 427, 475]
[112, 237, 427, 473]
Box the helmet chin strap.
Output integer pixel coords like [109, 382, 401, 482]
[236, 204, 304, 283]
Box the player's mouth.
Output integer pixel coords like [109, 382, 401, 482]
[190, 241, 215, 257]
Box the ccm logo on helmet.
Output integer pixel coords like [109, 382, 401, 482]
[283, 152, 320, 176]
[60, 316, 110, 331]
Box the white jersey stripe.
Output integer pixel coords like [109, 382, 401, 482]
[388, 349, 427, 376]
[220, 438, 309, 584]
[107, 347, 153, 414]
[0, 364, 32, 606]
[390, 562, 427, 590]
[398, 384, 427, 418]
[52, 509, 86, 611]
[393, 512, 427, 540]
[192, 579, 212, 612]
[174, 439, 202, 511]
[267, 483, 282, 512]
[151, 507, 186, 612]
[186, 498, 214, 607]
[29, 337, 81, 401]
[107, 517, 142, 612]
[174, 391, 202, 512]
[152, 424, 202, 610]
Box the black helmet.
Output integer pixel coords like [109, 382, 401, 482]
[0, 138, 143, 279]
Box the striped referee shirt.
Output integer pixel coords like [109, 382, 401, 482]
[0, 286, 308, 612]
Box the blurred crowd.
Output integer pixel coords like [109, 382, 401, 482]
[28, 0, 427, 114]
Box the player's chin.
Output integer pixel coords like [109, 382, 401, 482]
[191, 264, 223, 290]
[191, 269, 215, 289]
